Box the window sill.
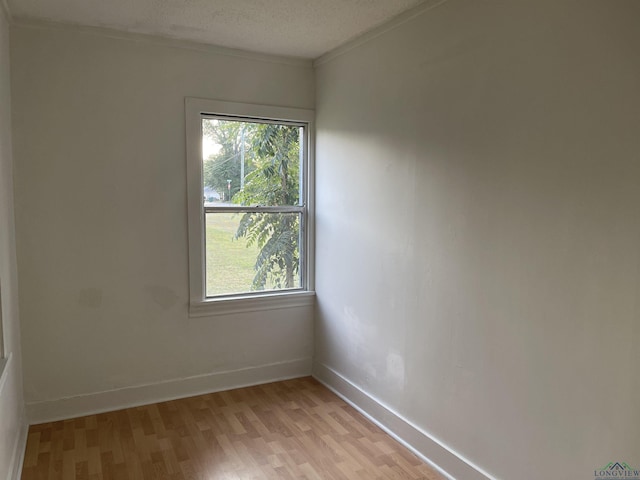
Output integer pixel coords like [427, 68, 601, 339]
[189, 291, 315, 318]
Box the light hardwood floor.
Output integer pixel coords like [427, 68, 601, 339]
[21, 377, 444, 480]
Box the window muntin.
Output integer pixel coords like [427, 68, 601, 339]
[186, 98, 314, 314]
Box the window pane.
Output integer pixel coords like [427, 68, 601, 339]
[205, 212, 301, 297]
[202, 119, 302, 207]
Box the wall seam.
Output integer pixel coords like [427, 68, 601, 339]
[0, 0, 11, 25]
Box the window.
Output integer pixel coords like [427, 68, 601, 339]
[186, 98, 315, 316]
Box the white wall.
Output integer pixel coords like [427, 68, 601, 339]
[0, 6, 27, 480]
[11, 23, 315, 422]
[314, 1, 640, 479]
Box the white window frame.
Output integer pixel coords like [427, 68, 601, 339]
[0, 281, 9, 395]
[0, 282, 3, 357]
[185, 97, 315, 317]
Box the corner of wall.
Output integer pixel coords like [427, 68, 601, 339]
[1, 5, 28, 480]
[0, 0, 11, 26]
[313, 362, 497, 480]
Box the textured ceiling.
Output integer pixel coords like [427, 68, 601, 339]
[7, 0, 426, 59]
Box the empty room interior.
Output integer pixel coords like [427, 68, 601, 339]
[0, 0, 639, 479]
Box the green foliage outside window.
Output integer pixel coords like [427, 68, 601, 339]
[203, 119, 302, 292]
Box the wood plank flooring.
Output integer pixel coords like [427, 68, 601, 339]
[21, 377, 444, 480]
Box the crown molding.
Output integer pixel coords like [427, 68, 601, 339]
[314, 0, 451, 67]
[10, 16, 314, 68]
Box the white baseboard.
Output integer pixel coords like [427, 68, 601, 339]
[27, 358, 312, 424]
[6, 408, 27, 480]
[313, 362, 497, 480]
